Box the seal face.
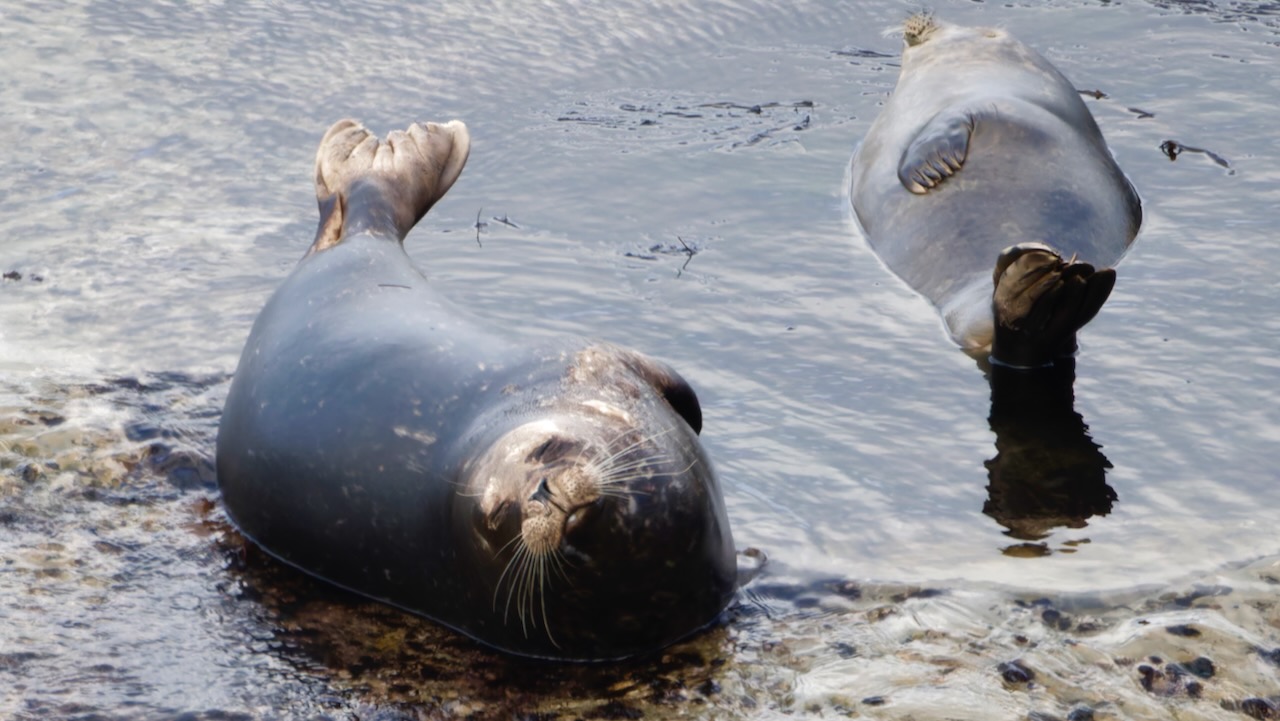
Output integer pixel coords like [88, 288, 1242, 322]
[215, 119, 736, 661]
[850, 14, 1142, 367]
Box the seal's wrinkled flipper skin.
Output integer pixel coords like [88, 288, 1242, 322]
[310, 119, 471, 253]
[991, 243, 1117, 367]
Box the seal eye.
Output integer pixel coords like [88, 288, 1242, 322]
[565, 508, 584, 532]
[486, 500, 511, 530]
[563, 499, 602, 541]
[527, 436, 577, 464]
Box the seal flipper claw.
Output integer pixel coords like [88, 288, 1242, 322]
[309, 118, 472, 253]
[898, 110, 973, 194]
[991, 243, 1116, 368]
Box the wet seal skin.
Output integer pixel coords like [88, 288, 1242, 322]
[849, 13, 1142, 368]
[215, 118, 736, 661]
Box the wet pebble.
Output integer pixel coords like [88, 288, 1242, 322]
[1226, 697, 1279, 720]
[998, 660, 1036, 684]
[17, 462, 44, 484]
[1042, 608, 1072, 631]
[830, 641, 856, 659]
[1176, 656, 1216, 679]
[823, 579, 861, 599]
[1137, 663, 1203, 698]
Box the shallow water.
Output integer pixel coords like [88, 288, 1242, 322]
[2, 0, 1279, 718]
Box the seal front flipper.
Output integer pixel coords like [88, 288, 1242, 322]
[310, 118, 472, 253]
[898, 109, 975, 194]
[991, 243, 1116, 368]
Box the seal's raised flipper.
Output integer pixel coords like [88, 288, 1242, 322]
[991, 243, 1116, 368]
[310, 118, 472, 253]
[898, 110, 973, 194]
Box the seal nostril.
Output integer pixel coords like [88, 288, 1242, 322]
[530, 477, 552, 503]
[531, 476, 570, 513]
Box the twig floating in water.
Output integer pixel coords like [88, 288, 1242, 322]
[1160, 140, 1233, 172]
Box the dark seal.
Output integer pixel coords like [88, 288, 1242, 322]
[850, 14, 1142, 367]
[216, 119, 736, 661]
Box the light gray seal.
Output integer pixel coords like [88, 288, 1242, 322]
[850, 14, 1142, 367]
[215, 118, 736, 661]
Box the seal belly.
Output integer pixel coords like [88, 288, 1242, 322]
[849, 16, 1141, 363]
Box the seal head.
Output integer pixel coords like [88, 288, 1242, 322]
[460, 389, 732, 656]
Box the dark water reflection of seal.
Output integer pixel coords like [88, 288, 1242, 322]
[981, 358, 1116, 553]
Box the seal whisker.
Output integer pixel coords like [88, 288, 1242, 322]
[537, 553, 561, 648]
[495, 539, 525, 617]
[596, 488, 642, 501]
[599, 453, 664, 471]
[673, 457, 699, 476]
[595, 428, 668, 468]
[597, 470, 656, 487]
[498, 539, 540, 634]
[577, 428, 637, 469]
[596, 455, 670, 483]
[594, 461, 661, 483]
[514, 546, 536, 636]
[587, 443, 669, 480]
[547, 547, 572, 585]
[495, 529, 526, 557]
[587, 444, 644, 475]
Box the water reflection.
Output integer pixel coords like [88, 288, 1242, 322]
[976, 356, 1116, 554]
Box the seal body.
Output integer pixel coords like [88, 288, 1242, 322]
[216, 120, 736, 661]
[850, 15, 1142, 366]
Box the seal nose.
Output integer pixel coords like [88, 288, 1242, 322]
[530, 477, 567, 513]
[530, 477, 552, 503]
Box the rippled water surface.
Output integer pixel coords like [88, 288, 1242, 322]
[3, 0, 1279, 719]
